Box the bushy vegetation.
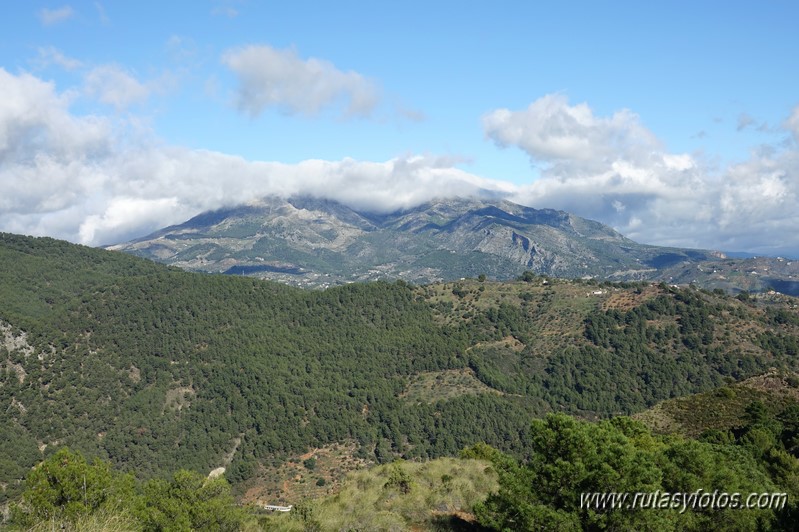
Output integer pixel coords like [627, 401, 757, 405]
[468, 412, 799, 531]
[10, 405, 799, 531]
[8, 448, 255, 531]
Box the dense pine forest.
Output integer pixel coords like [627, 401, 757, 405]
[2, 232, 799, 530]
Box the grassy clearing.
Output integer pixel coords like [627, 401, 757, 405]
[420, 278, 610, 348]
[259, 457, 497, 531]
[601, 285, 660, 311]
[400, 368, 503, 404]
[19, 507, 140, 532]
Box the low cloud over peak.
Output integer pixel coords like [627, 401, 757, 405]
[0, 67, 509, 245]
[1, 69, 798, 257]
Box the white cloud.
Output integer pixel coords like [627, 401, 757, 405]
[83, 65, 151, 110]
[94, 2, 109, 25]
[81, 64, 176, 111]
[718, 150, 798, 239]
[483, 94, 660, 176]
[0, 69, 109, 161]
[211, 6, 239, 18]
[489, 95, 799, 255]
[786, 106, 799, 144]
[38, 5, 75, 26]
[222, 45, 380, 118]
[211, 0, 242, 18]
[165, 35, 198, 64]
[35, 46, 83, 71]
[79, 197, 182, 245]
[0, 68, 111, 231]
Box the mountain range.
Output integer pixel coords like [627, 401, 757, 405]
[110, 196, 799, 294]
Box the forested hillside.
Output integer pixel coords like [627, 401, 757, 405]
[2, 232, 799, 513]
[9, 402, 799, 531]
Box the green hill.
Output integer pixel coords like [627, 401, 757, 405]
[634, 369, 799, 438]
[2, 231, 799, 511]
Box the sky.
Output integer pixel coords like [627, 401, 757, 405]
[1, 1, 798, 256]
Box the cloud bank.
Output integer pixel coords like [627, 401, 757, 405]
[1, 69, 797, 257]
[485, 95, 799, 255]
[0, 68, 507, 245]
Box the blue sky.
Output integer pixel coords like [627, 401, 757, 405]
[1, 1, 798, 256]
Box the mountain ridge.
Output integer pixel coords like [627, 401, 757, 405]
[110, 195, 775, 290]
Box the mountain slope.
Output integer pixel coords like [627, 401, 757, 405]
[110, 196, 723, 288]
[634, 369, 799, 437]
[3, 232, 799, 505]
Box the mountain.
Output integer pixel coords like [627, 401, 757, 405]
[657, 255, 799, 296]
[109, 196, 731, 289]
